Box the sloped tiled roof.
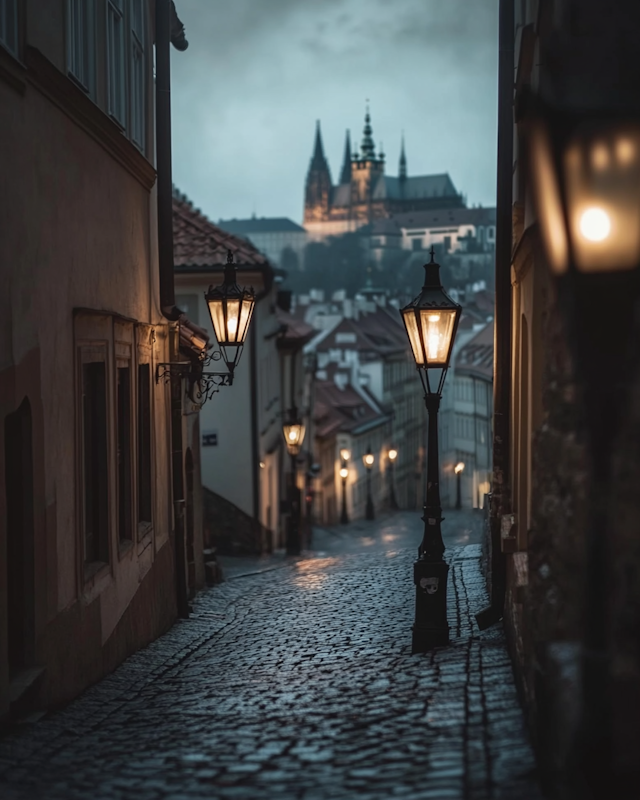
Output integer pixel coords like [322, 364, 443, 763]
[312, 309, 407, 360]
[314, 380, 389, 439]
[455, 320, 494, 380]
[274, 306, 315, 347]
[173, 189, 269, 270]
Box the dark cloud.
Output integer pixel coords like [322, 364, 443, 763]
[171, 0, 498, 222]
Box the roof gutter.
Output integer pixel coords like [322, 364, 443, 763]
[155, 0, 190, 620]
[156, 0, 187, 322]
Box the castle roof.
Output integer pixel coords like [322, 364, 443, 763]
[374, 173, 460, 201]
[218, 217, 305, 234]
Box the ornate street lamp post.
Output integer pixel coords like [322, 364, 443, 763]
[388, 448, 399, 510]
[283, 409, 306, 556]
[454, 462, 465, 510]
[400, 247, 462, 653]
[362, 447, 375, 520]
[339, 448, 350, 525]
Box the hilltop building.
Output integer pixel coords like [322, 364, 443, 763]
[304, 109, 465, 240]
[217, 216, 307, 272]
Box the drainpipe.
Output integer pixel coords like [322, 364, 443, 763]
[477, 0, 513, 629]
[156, 0, 189, 619]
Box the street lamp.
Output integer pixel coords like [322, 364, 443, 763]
[454, 462, 465, 510]
[400, 247, 462, 653]
[205, 250, 256, 380]
[339, 465, 349, 525]
[362, 446, 375, 520]
[282, 408, 306, 555]
[340, 447, 351, 462]
[388, 448, 399, 510]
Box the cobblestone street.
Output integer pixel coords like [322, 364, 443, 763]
[0, 511, 541, 800]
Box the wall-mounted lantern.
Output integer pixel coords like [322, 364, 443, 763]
[156, 251, 256, 405]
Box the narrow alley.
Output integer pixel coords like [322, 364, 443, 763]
[0, 511, 540, 800]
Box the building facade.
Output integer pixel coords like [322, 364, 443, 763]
[0, 0, 197, 721]
[173, 193, 314, 554]
[217, 216, 308, 273]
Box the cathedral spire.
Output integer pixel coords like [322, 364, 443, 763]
[339, 129, 352, 184]
[361, 103, 376, 160]
[311, 120, 329, 170]
[304, 120, 332, 223]
[399, 133, 407, 180]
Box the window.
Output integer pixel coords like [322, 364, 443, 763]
[107, 0, 126, 125]
[137, 363, 152, 526]
[117, 362, 133, 543]
[81, 355, 109, 565]
[67, 0, 94, 93]
[0, 0, 18, 56]
[130, 0, 145, 148]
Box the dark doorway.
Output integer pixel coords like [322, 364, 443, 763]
[4, 398, 35, 680]
[185, 448, 195, 597]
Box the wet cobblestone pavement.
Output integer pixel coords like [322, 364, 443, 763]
[0, 512, 541, 799]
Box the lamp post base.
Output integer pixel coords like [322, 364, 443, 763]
[411, 557, 450, 653]
[365, 499, 375, 520]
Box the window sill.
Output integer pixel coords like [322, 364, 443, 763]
[137, 523, 153, 554]
[118, 538, 134, 559]
[83, 560, 110, 585]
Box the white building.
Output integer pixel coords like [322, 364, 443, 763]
[217, 217, 308, 272]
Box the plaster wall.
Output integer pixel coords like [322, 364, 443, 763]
[0, 36, 174, 714]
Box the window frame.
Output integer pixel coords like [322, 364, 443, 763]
[0, 0, 19, 58]
[78, 342, 112, 579]
[106, 0, 126, 127]
[66, 0, 96, 96]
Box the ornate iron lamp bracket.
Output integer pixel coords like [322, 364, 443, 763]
[155, 349, 234, 406]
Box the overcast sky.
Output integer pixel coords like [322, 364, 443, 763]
[170, 0, 499, 225]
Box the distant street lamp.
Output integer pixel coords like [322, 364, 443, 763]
[401, 247, 462, 653]
[283, 408, 305, 555]
[388, 448, 399, 510]
[339, 464, 349, 525]
[454, 462, 465, 510]
[363, 446, 375, 520]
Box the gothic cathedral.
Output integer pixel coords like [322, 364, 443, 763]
[304, 109, 465, 240]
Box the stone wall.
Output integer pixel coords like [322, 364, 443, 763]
[203, 487, 272, 556]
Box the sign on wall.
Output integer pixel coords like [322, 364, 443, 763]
[202, 430, 218, 447]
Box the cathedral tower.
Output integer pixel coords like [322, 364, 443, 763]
[350, 107, 385, 217]
[304, 121, 332, 224]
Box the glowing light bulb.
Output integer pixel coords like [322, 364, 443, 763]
[288, 430, 297, 441]
[388, 449, 398, 461]
[455, 462, 465, 474]
[339, 467, 348, 479]
[580, 207, 611, 242]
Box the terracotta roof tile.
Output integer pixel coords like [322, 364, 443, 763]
[172, 189, 269, 269]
